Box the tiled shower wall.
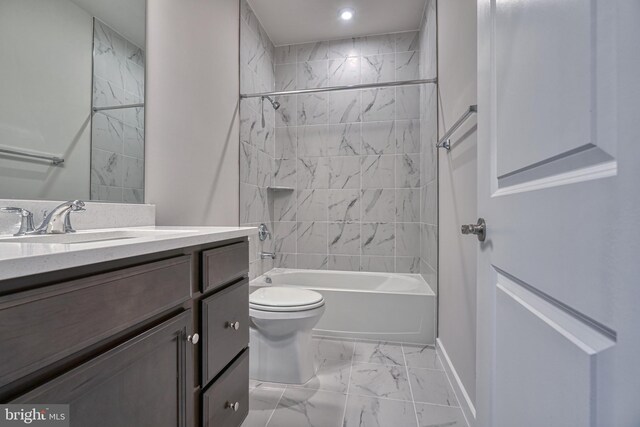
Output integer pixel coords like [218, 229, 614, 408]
[239, 0, 438, 279]
[239, 0, 276, 279]
[419, 0, 438, 286]
[91, 20, 145, 203]
[268, 31, 432, 273]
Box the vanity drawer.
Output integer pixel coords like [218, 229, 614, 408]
[0, 255, 192, 392]
[201, 279, 249, 386]
[201, 241, 249, 293]
[202, 349, 249, 427]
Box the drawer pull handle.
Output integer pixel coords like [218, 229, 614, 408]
[226, 321, 240, 330]
[187, 333, 200, 345]
[225, 401, 240, 411]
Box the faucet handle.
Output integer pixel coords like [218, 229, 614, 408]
[1, 207, 36, 236]
[64, 202, 85, 233]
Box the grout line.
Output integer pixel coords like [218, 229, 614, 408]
[264, 387, 287, 427]
[339, 340, 357, 425]
[345, 389, 456, 408]
[401, 343, 421, 427]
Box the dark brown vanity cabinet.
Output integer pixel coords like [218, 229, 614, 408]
[0, 237, 250, 427]
[198, 241, 250, 427]
[13, 313, 193, 427]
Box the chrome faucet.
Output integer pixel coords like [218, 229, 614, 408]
[259, 251, 276, 260]
[34, 200, 86, 234]
[0, 207, 36, 236]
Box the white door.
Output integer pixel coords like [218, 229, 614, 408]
[476, 0, 640, 426]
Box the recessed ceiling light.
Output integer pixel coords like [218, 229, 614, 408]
[339, 8, 355, 21]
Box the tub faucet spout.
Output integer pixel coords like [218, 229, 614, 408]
[259, 251, 276, 260]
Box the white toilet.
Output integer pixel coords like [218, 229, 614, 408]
[249, 286, 325, 384]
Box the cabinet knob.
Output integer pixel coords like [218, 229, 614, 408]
[226, 321, 240, 330]
[187, 333, 199, 345]
[225, 401, 239, 411]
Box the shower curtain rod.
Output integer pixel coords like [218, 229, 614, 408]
[240, 78, 438, 99]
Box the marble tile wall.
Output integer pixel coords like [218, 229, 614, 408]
[269, 31, 431, 273]
[91, 20, 145, 204]
[239, 0, 277, 279]
[419, 0, 438, 289]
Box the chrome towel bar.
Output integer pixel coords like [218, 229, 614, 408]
[93, 103, 144, 112]
[436, 105, 478, 150]
[0, 146, 64, 166]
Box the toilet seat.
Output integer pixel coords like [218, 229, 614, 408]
[250, 287, 324, 312]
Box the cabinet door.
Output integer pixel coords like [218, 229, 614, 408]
[13, 312, 193, 427]
[0, 255, 192, 397]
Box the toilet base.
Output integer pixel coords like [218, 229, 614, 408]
[249, 325, 317, 384]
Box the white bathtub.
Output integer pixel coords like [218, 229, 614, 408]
[251, 268, 436, 344]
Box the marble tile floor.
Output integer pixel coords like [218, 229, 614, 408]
[242, 337, 468, 427]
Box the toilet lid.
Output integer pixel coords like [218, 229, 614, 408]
[250, 287, 324, 311]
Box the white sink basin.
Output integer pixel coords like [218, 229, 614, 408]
[0, 229, 197, 244]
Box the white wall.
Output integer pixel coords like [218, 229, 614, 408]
[437, 0, 478, 421]
[0, 0, 92, 201]
[145, 0, 240, 226]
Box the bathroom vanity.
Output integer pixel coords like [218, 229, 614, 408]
[0, 226, 254, 427]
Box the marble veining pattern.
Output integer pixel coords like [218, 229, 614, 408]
[243, 338, 467, 427]
[326, 123, 360, 156]
[328, 92, 362, 124]
[265, 26, 437, 274]
[91, 20, 145, 203]
[328, 189, 360, 222]
[418, 0, 439, 283]
[240, 0, 277, 280]
[362, 54, 396, 84]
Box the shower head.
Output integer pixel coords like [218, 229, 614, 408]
[263, 96, 280, 110]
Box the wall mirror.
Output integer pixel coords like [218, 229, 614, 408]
[0, 0, 146, 203]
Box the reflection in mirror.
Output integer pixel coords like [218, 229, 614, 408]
[0, 0, 146, 204]
[91, 18, 145, 203]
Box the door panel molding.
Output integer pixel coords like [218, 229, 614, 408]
[493, 156, 616, 196]
[495, 271, 615, 427]
[493, 0, 617, 185]
[496, 144, 616, 191]
[495, 270, 616, 351]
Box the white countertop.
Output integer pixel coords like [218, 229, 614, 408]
[0, 226, 256, 281]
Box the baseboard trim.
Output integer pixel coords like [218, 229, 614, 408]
[437, 338, 476, 427]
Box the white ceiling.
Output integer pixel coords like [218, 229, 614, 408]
[70, 0, 146, 48]
[248, 0, 428, 46]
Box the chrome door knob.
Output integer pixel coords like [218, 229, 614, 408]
[226, 321, 240, 330]
[461, 218, 486, 242]
[225, 401, 239, 411]
[187, 333, 199, 345]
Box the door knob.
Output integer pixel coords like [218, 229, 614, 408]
[461, 218, 486, 242]
[187, 333, 199, 345]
